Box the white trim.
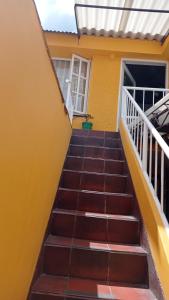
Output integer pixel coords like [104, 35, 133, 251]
[116, 58, 169, 130]
[52, 57, 71, 62]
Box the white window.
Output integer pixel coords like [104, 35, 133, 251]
[52, 55, 90, 116]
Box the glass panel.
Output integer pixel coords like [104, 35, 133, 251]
[79, 78, 86, 94]
[71, 75, 78, 93]
[77, 95, 85, 112]
[81, 61, 87, 77]
[71, 92, 77, 110]
[52, 60, 71, 102]
[73, 58, 80, 74]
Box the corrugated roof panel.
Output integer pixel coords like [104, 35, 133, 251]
[75, 0, 169, 41]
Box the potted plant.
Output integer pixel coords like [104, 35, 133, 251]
[82, 114, 93, 130]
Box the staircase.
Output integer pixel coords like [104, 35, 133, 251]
[30, 129, 158, 300]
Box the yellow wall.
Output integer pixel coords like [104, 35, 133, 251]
[0, 1, 71, 300]
[46, 32, 169, 131]
[120, 120, 169, 300]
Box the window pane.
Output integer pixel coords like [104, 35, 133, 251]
[77, 95, 85, 112]
[81, 61, 87, 77]
[71, 75, 78, 92]
[71, 92, 77, 110]
[73, 59, 80, 74]
[79, 78, 86, 94]
[52, 59, 71, 102]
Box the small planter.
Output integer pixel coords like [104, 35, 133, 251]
[82, 121, 93, 130]
[82, 114, 93, 130]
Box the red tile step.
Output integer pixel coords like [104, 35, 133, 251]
[72, 129, 120, 139]
[31, 274, 157, 300]
[55, 188, 133, 215]
[60, 170, 129, 194]
[64, 156, 127, 175]
[68, 145, 124, 160]
[43, 235, 148, 286]
[51, 209, 140, 244]
[70, 135, 122, 149]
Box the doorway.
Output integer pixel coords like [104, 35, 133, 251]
[117, 59, 168, 129]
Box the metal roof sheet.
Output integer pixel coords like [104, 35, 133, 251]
[75, 0, 169, 41]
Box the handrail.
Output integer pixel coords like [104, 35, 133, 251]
[123, 87, 169, 160]
[124, 86, 169, 113]
[124, 86, 169, 92]
[121, 86, 169, 222]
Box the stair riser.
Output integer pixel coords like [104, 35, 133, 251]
[44, 246, 148, 285]
[70, 136, 122, 148]
[68, 145, 123, 160]
[51, 213, 140, 244]
[31, 294, 62, 300]
[64, 157, 126, 175]
[56, 189, 133, 215]
[60, 171, 128, 193]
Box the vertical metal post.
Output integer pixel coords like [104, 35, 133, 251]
[142, 122, 148, 171]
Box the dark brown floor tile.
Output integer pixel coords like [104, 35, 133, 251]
[81, 173, 104, 191]
[84, 146, 104, 159]
[104, 160, 124, 175]
[88, 130, 105, 138]
[105, 175, 126, 193]
[31, 294, 64, 300]
[68, 145, 85, 157]
[107, 218, 140, 244]
[44, 246, 70, 276]
[67, 277, 112, 299]
[70, 136, 85, 145]
[104, 149, 122, 160]
[78, 191, 105, 213]
[105, 132, 120, 138]
[106, 194, 133, 215]
[51, 212, 75, 237]
[64, 157, 83, 171]
[56, 189, 78, 210]
[32, 274, 68, 294]
[83, 158, 104, 173]
[73, 129, 89, 136]
[75, 215, 107, 241]
[85, 137, 104, 147]
[60, 171, 81, 189]
[70, 248, 108, 281]
[109, 252, 148, 285]
[104, 138, 121, 148]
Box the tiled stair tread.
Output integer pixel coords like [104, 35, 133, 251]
[53, 208, 138, 221]
[58, 187, 133, 198]
[69, 144, 122, 150]
[32, 275, 156, 300]
[63, 169, 128, 178]
[66, 155, 125, 163]
[72, 129, 120, 137]
[45, 235, 146, 255]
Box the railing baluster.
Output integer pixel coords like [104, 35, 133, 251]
[153, 91, 155, 106]
[155, 141, 158, 194]
[143, 90, 145, 112]
[149, 132, 152, 182]
[143, 122, 148, 171]
[161, 150, 164, 211]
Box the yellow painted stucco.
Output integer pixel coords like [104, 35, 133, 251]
[0, 1, 71, 300]
[45, 32, 169, 131]
[120, 120, 169, 300]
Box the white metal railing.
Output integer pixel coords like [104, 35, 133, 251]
[122, 87, 169, 223]
[124, 86, 169, 112]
